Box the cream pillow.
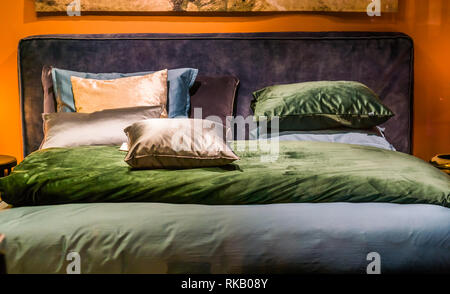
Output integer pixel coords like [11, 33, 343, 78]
[124, 118, 239, 169]
[71, 69, 168, 117]
[40, 106, 163, 150]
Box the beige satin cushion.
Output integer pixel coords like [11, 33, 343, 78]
[40, 106, 163, 150]
[71, 69, 168, 117]
[124, 118, 239, 169]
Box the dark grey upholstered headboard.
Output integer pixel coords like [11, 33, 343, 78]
[18, 32, 413, 156]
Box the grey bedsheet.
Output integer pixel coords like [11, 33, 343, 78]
[0, 202, 449, 274]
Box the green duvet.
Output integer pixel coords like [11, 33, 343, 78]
[0, 141, 449, 207]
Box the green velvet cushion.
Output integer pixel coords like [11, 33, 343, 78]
[252, 81, 394, 131]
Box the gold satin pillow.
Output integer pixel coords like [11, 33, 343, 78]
[124, 118, 239, 169]
[71, 69, 168, 117]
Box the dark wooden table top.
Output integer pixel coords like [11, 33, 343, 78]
[0, 155, 17, 168]
[0, 155, 17, 178]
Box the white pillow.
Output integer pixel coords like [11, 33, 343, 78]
[252, 127, 396, 151]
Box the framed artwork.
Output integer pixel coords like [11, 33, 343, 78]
[35, 0, 399, 14]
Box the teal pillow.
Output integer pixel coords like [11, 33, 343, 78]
[252, 81, 394, 131]
[52, 68, 198, 118]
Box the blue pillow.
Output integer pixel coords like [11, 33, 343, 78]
[52, 68, 198, 118]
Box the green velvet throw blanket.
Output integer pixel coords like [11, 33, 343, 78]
[1, 141, 449, 207]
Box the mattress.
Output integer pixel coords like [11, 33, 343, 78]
[0, 202, 448, 274]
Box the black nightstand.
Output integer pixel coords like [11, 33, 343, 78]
[0, 155, 17, 177]
[430, 154, 450, 175]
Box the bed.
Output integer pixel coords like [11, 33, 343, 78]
[0, 32, 449, 274]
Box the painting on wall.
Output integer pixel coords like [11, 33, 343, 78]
[35, 0, 399, 14]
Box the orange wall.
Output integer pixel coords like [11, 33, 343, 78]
[1, 0, 449, 161]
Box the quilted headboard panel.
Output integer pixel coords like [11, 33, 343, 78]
[18, 32, 413, 156]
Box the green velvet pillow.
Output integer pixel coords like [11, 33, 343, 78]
[252, 81, 394, 131]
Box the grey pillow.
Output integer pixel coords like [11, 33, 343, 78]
[40, 106, 163, 150]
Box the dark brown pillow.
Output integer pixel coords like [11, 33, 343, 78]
[42, 65, 56, 113]
[189, 75, 239, 125]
